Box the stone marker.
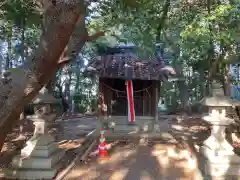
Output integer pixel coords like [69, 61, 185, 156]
[199, 81, 240, 179]
[4, 87, 65, 180]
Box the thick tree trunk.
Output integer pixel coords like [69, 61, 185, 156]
[46, 75, 56, 93]
[0, 1, 87, 151]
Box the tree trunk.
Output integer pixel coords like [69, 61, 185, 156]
[156, 0, 170, 43]
[0, 1, 87, 151]
[20, 18, 26, 64]
[64, 65, 73, 100]
[75, 72, 81, 92]
[46, 75, 56, 93]
[5, 24, 12, 70]
[177, 80, 189, 112]
[223, 64, 231, 96]
[0, 42, 3, 75]
[206, 0, 214, 96]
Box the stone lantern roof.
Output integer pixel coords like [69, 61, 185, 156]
[32, 87, 58, 104]
[200, 82, 240, 107]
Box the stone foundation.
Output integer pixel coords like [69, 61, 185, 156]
[4, 168, 60, 180]
[4, 134, 65, 179]
[104, 116, 155, 133]
[200, 146, 240, 178]
[4, 115, 64, 180]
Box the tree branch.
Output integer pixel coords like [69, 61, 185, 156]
[156, 0, 171, 43]
[87, 31, 105, 41]
[58, 30, 105, 66]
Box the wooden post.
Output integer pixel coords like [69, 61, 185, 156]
[142, 81, 145, 116]
[98, 80, 108, 129]
[155, 81, 159, 122]
[143, 90, 145, 116]
[103, 84, 108, 121]
[98, 82, 107, 121]
[98, 82, 103, 121]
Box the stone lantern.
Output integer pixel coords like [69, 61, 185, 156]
[199, 81, 240, 179]
[4, 87, 65, 180]
[31, 87, 59, 121]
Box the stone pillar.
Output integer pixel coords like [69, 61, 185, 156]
[42, 104, 51, 114]
[4, 114, 64, 179]
[200, 108, 240, 178]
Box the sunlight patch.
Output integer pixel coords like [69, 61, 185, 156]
[109, 168, 129, 180]
[140, 171, 152, 180]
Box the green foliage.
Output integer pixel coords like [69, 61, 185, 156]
[1, 0, 41, 27]
[180, 4, 240, 68]
[1, 0, 239, 112]
[0, 0, 42, 68]
[94, 0, 170, 58]
[73, 94, 98, 113]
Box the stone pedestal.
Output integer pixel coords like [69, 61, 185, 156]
[4, 115, 64, 180]
[153, 124, 160, 132]
[200, 109, 240, 178]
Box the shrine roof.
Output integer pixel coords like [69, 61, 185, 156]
[85, 45, 180, 81]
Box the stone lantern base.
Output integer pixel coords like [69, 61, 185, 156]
[4, 116, 64, 180]
[199, 111, 240, 178]
[200, 145, 240, 179]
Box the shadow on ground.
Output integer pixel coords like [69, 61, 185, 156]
[65, 142, 199, 180]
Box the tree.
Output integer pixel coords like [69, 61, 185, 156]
[180, 3, 240, 95]
[0, 0, 99, 150]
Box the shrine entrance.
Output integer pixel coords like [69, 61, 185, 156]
[98, 78, 159, 121]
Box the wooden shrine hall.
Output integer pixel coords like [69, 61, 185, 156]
[86, 45, 176, 132]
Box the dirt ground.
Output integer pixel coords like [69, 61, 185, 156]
[1, 114, 240, 180]
[63, 115, 240, 180]
[64, 142, 202, 180]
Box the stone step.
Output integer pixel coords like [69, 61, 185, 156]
[102, 131, 177, 141]
[4, 166, 59, 180]
[107, 120, 153, 127]
[12, 149, 65, 169]
[111, 123, 153, 132]
[28, 143, 58, 157]
[21, 135, 56, 157]
[113, 125, 140, 133]
[107, 119, 153, 124]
